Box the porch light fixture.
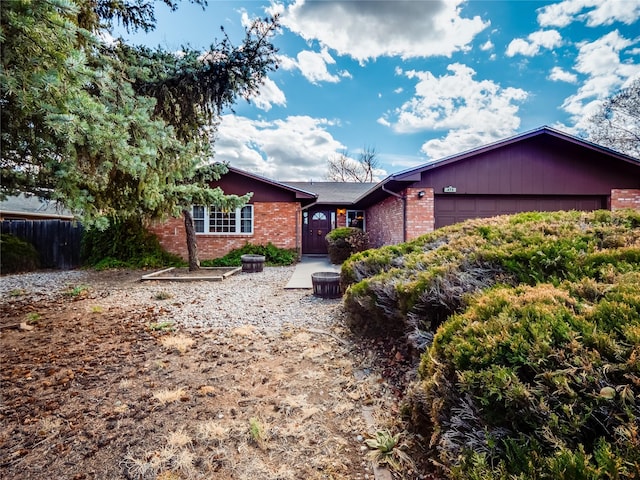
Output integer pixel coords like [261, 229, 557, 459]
[417, 190, 426, 198]
[337, 208, 346, 215]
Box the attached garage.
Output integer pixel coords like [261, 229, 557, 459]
[356, 127, 640, 249]
[434, 194, 608, 229]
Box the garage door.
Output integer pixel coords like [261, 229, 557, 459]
[434, 195, 607, 229]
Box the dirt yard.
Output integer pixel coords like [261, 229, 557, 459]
[0, 269, 432, 479]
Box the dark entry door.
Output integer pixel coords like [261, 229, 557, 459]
[303, 210, 331, 254]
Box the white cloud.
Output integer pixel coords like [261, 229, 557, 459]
[277, 48, 342, 84]
[537, 0, 640, 28]
[559, 30, 640, 132]
[379, 63, 527, 159]
[214, 115, 346, 181]
[506, 29, 562, 57]
[394, 87, 404, 94]
[251, 77, 287, 111]
[273, 0, 489, 61]
[549, 66, 578, 83]
[480, 40, 494, 51]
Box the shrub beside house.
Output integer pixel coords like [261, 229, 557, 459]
[341, 209, 640, 479]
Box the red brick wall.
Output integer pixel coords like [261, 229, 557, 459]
[149, 202, 301, 260]
[365, 188, 435, 248]
[406, 187, 435, 241]
[611, 189, 640, 211]
[365, 194, 404, 248]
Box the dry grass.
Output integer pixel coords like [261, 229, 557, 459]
[37, 416, 62, 436]
[195, 420, 229, 445]
[118, 378, 133, 390]
[166, 429, 192, 448]
[159, 334, 194, 354]
[153, 387, 187, 404]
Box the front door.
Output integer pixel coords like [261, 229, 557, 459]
[303, 210, 331, 254]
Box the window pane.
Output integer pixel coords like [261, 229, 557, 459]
[240, 205, 253, 233]
[347, 210, 364, 229]
[192, 205, 205, 233]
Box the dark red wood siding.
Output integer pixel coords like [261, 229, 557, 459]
[211, 170, 302, 202]
[417, 136, 640, 195]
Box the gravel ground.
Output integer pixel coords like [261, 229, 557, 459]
[0, 267, 345, 332]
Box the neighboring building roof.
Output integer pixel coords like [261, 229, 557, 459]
[282, 182, 376, 205]
[0, 193, 74, 220]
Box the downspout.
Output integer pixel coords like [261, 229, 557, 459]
[381, 184, 406, 243]
[295, 204, 301, 260]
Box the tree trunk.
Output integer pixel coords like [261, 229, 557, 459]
[182, 208, 200, 271]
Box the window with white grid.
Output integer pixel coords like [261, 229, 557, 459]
[192, 205, 253, 234]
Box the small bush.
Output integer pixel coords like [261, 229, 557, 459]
[81, 218, 184, 269]
[325, 227, 370, 264]
[0, 234, 39, 273]
[411, 274, 640, 479]
[201, 242, 296, 267]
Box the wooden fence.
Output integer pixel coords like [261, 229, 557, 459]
[1, 219, 83, 270]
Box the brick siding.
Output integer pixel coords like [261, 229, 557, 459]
[149, 202, 301, 260]
[365, 194, 404, 248]
[405, 187, 435, 241]
[611, 189, 640, 211]
[365, 188, 435, 248]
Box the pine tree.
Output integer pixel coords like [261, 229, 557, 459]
[1, 0, 279, 269]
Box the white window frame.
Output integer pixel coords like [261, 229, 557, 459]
[347, 210, 365, 230]
[192, 205, 254, 235]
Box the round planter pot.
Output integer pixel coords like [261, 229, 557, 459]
[311, 271, 341, 299]
[241, 254, 266, 273]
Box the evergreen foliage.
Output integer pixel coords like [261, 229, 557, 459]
[0, 234, 40, 273]
[1, 0, 279, 230]
[342, 209, 640, 478]
[201, 243, 297, 267]
[414, 275, 640, 479]
[341, 210, 640, 339]
[325, 226, 370, 264]
[81, 218, 184, 270]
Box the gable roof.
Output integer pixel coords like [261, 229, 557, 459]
[282, 181, 376, 204]
[226, 165, 317, 201]
[393, 126, 640, 181]
[353, 126, 640, 206]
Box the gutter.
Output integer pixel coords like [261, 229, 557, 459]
[381, 184, 406, 243]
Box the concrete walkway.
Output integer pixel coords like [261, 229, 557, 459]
[285, 255, 341, 289]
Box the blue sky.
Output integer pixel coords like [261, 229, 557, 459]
[116, 0, 640, 181]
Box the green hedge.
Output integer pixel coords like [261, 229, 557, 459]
[341, 209, 640, 478]
[325, 227, 370, 264]
[412, 274, 640, 479]
[341, 210, 640, 339]
[81, 218, 184, 269]
[201, 242, 296, 267]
